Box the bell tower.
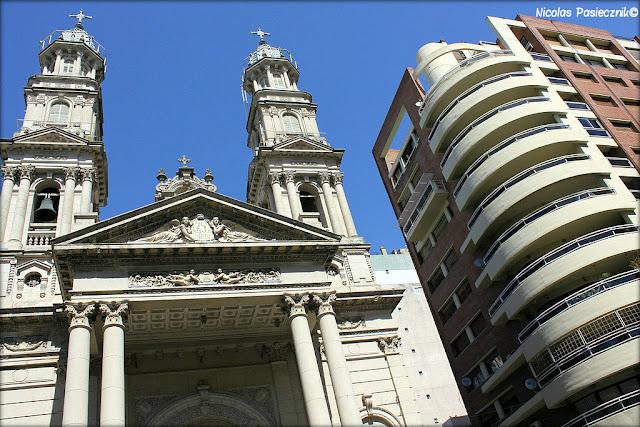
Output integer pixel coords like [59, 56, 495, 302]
[242, 29, 358, 237]
[0, 10, 107, 305]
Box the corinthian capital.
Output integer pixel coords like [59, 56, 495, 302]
[311, 292, 336, 317]
[377, 336, 401, 354]
[17, 165, 35, 180]
[64, 167, 79, 181]
[80, 168, 96, 182]
[65, 304, 96, 330]
[1, 166, 17, 181]
[318, 172, 331, 184]
[99, 302, 129, 328]
[284, 172, 296, 184]
[269, 172, 282, 185]
[282, 294, 310, 317]
[332, 172, 344, 185]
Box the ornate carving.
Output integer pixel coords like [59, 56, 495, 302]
[259, 342, 290, 362]
[283, 172, 296, 183]
[362, 393, 373, 414]
[337, 318, 365, 330]
[377, 336, 401, 354]
[0, 337, 48, 353]
[267, 106, 279, 116]
[63, 167, 79, 181]
[129, 268, 280, 287]
[282, 294, 309, 317]
[65, 304, 96, 329]
[318, 172, 331, 184]
[311, 293, 336, 316]
[268, 172, 282, 185]
[1, 166, 16, 181]
[99, 302, 129, 328]
[17, 165, 35, 180]
[332, 172, 344, 185]
[80, 168, 95, 182]
[134, 214, 266, 243]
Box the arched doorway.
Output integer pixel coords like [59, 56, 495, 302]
[145, 391, 275, 426]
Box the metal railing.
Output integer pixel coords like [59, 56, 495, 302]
[562, 389, 640, 427]
[453, 123, 570, 198]
[429, 71, 533, 139]
[420, 50, 513, 116]
[440, 96, 550, 168]
[488, 224, 639, 317]
[483, 187, 615, 264]
[468, 154, 590, 229]
[606, 157, 634, 167]
[402, 179, 447, 235]
[40, 29, 106, 57]
[519, 270, 640, 343]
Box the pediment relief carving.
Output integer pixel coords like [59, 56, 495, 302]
[132, 214, 268, 243]
[273, 137, 332, 152]
[129, 268, 281, 287]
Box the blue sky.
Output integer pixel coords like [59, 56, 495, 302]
[1, 1, 637, 251]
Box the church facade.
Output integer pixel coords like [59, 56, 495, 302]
[0, 14, 467, 427]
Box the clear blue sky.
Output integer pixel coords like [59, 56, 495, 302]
[1, 1, 637, 251]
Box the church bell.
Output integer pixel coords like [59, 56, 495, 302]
[35, 194, 57, 222]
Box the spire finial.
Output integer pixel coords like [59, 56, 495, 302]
[251, 27, 271, 45]
[69, 9, 92, 28]
[177, 155, 191, 167]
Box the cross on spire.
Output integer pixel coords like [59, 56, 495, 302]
[251, 27, 271, 44]
[177, 155, 191, 167]
[69, 9, 92, 27]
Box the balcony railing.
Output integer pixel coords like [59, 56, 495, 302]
[548, 77, 571, 85]
[468, 154, 590, 229]
[488, 224, 639, 317]
[26, 232, 55, 246]
[453, 123, 570, 198]
[420, 50, 514, 115]
[518, 270, 640, 343]
[440, 96, 550, 168]
[40, 29, 106, 57]
[529, 302, 640, 387]
[606, 157, 634, 167]
[566, 102, 590, 110]
[400, 177, 447, 236]
[562, 389, 640, 427]
[429, 71, 533, 139]
[483, 187, 616, 264]
[530, 52, 553, 62]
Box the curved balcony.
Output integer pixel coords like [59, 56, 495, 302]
[488, 224, 639, 320]
[467, 154, 600, 244]
[428, 71, 544, 153]
[563, 390, 640, 427]
[481, 187, 635, 280]
[453, 123, 587, 210]
[440, 96, 568, 180]
[419, 50, 528, 126]
[528, 302, 640, 390]
[519, 270, 640, 344]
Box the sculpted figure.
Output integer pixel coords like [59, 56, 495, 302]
[212, 268, 243, 284]
[166, 269, 199, 287]
[209, 217, 262, 242]
[137, 217, 195, 243]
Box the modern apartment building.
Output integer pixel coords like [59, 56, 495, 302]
[372, 15, 640, 427]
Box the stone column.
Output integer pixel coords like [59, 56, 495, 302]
[269, 172, 286, 215]
[0, 166, 16, 241]
[62, 304, 96, 427]
[319, 173, 346, 235]
[313, 293, 361, 426]
[282, 295, 332, 427]
[8, 165, 35, 244]
[80, 169, 95, 212]
[284, 173, 301, 220]
[332, 173, 357, 237]
[99, 303, 128, 426]
[59, 167, 78, 235]
[54, 50, 62, 74]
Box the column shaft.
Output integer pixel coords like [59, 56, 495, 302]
[270, 174, 286, 215]
[80, 171, 94, 212]
[334, 180, 357, 236]
[59, 170, 77, 235]
[100, 325, 125, 426]
[318, 312, 361, 426]
[0, 169, 15, 241]
[8, 169, 32, 243]
[285, 176, 301, 220]
[320, 178, 345, 235]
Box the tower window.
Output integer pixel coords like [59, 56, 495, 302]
[24, 273, 42, 287]
[62, 57, 75, 74]
[259, 76, 268, 89]
[48, 102, 70, 123]
[282, 114, 302, 133]
[300, 190, 319, 212]
[33, 187, 60, 223]
[272, 73, 286, 89]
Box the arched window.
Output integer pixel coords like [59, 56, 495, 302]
[258, 76, 269, 89]
[299, 190, 318, 212]
[61, 57, 75, 74]
[33, 187, 60, 223]
[48, 102, 70, 123]
[24, 273, 42, 288]
[282, 114, 302, 133]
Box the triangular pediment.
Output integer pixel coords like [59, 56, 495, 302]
[273, 136, 333, 152]
[13, 127, 89, 145]
[52, 189, 341, 247]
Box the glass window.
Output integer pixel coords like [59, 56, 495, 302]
[611, 62, 629, 70]
[559, 54, 578, 63]
[431, 214, 449, 240]
[427, 267, 445, 293]
[573, 71, 595, 81]
[469, 314, 487, 338]
[578, 117, 603, 129]
[443, 248, 459, 271]
[603, 75, 627, 86]
[282, 114, 302, 133]
[583, 57, 604, 67]
[484, 349, 504, 374]
[451, 332, 471, 356]
[456, 279, 472, 303]
[591, 94, 616, 106]
[24, 273, 42, 287]
[48, 102, 70, 123]
[417, 239, 433, 264]
[61, 57, 75, 74]
[439, 299, 457, 324]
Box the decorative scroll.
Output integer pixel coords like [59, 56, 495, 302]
[134, 214, 266, 243]
[129, 268, 281, 287]
[377, 336, 401, 354]
[0, 338, 49, 353]
[337, 318, 366, 330]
